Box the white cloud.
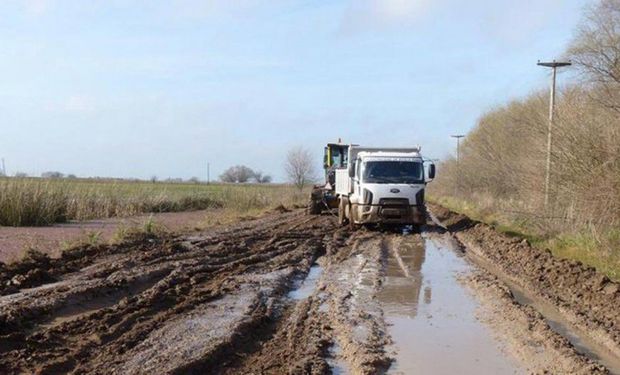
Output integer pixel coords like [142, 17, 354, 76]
[340, 0, 435, 34]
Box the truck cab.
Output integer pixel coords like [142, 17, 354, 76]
[335, 146, 435, 226]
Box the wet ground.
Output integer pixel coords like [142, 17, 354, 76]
[379, 234, 520, 374]
[1, 207, 619, 374]
[0, 209, 217, 263]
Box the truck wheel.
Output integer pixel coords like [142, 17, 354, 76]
[307, 190, 323, 215]
[338, 198, 348, 226]
[307, 197, 322, 215]
[347, 203, 359, 230]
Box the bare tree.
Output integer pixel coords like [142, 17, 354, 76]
[566, 0, 620, 111]
[285, 146, 316, 191]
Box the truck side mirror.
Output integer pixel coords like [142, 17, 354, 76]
[348, 161, 356, 178]
[428, 164, 436, 180]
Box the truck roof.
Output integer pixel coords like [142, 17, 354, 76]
[349, 146, 421, 160]
[357, 151, 422, 159]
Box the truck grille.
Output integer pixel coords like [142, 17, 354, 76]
[378, 198, 409, 206]
[378, 198, 410, 219]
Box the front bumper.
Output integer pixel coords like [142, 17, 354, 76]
[351, 204, 426, 225]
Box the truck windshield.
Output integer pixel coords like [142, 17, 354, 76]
[363, 161, 424, 184]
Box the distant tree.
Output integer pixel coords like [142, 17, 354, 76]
[41, 171, 64, 179]
[66, 174, 77, 179]
[150, 175, 158, 183]
[188, 176, 201, 184]
[285, 146, 316, 191]
[165, 177, 183, 183]
[253, 171, 272, 183]
[14, 172, 28, 178]
[220, 165, 255, 183]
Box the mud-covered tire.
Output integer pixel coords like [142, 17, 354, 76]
[308, 199, 321, 215]
[307, 198, 322, 215]
[337, 198, 348, 226]
[307, 188, 324, 215]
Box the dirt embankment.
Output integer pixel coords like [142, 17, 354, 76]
[430, 203, 620, 359]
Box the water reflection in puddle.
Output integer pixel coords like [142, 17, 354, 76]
[379, 235, 521, 374]
[288, 264, 323, 300]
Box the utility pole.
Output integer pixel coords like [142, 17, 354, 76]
[451, 135, 465, 197]
[537, 60, 571, 209]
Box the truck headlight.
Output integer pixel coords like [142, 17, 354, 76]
[363, 188, 373, 205]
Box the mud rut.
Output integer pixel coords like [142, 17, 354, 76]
[1, 209, 619, 374]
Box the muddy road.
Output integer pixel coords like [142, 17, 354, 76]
[1, 206, 620, 374]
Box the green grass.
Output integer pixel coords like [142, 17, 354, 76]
[0, 177, 306, 226]
[428, 194, 620, 282]
[547, 230, 620, 281]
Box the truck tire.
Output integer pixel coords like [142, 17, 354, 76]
[338, 198, 348, 226]
[347, 202, 359, 230]
[307, 190, 323, 215]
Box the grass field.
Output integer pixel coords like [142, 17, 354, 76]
[0, 177, 307, 226]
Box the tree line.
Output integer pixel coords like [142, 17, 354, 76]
[219, 146, 317, 190]
[431, 0, 620, 236]
[219, 165, 272, 184]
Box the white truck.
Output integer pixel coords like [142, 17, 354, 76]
[334, 146, 435, 226]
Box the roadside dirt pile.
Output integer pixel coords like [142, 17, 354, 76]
[431, 203, 620, 358]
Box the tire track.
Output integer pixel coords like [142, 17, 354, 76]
[0, 210, 337, 374]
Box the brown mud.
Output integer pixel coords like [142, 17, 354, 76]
[430, 202, 620, 374]
[0, 207, 618, 374]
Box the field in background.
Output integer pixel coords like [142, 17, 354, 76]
[0, 177, 307, 226]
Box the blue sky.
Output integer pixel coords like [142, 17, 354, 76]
[0, 0, 589, 181]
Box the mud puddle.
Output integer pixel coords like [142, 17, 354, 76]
[379, 234, 521, 374]
[288, 263, 323, 300]
[326, 342, 350, 375]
